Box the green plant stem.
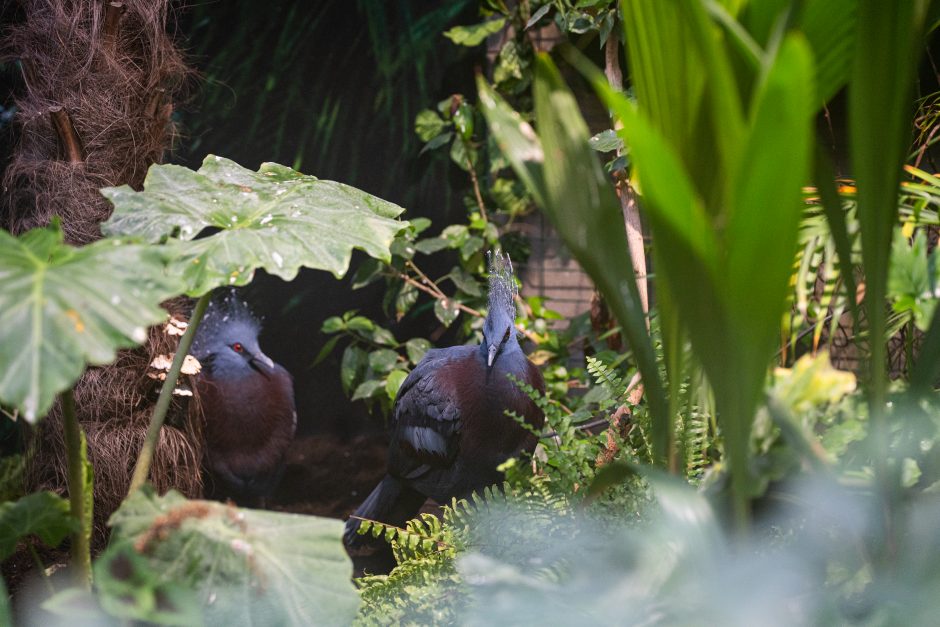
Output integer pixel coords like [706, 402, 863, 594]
[128, 292, 211, 494]
[61, 389, 90, 589]
[28, 544, 54, 595]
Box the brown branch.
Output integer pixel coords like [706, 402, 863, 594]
[101, 2, 126, 53]
[466, 154, 489, 223]
[396, 265, 481, 318]
[394, 262, 541, 343]
[604, 33, 648, 322]
[49, 106, 84, 163]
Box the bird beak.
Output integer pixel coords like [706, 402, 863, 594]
[487, 344, 497, 368]
[249, 352, 275, 376]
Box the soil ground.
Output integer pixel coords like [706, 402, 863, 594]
[269, 432, 389, 519]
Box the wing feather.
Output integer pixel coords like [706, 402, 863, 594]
[388, 346, 473, 473]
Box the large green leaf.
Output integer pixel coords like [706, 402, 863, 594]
[567, 11, 814, 522]
[0, 225, 182, 422]
[724, 34, 815, 390]
[109, 488, 359, 625]
[101, 155, 408, 296]
[850, 1, 928, 416]
[0, 491, 78, 560]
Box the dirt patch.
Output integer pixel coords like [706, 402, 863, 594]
[269, 433, 389, 520]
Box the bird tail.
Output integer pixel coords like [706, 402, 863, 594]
[344, 475, 426, 575]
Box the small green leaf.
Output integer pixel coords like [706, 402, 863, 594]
[321, 316, 345, 334]
[385, 369, 408, 401]
[0, 491, 78, 560]
[460, 236, 485, 261]
[415, 109, 447, 141]
[490, 178, 530, 216]
[589, 129, 624, 153]
[405, 338, 432, 365]
[449, 267, 483, 296]
[352, 379, 385, 401]
[420, 132, 454, 155]
[369, 349, 400, 374]
[449, 136, 477, 171]
[414, 237, 450, 255]
[441, 224, 470, 246]
[443, 18, 507, 47]
[410, 217, 432, 235]
[311, 335, 340, 367]
[390, 237, 416, 261]
[493, 41, 529, 91]
[525, 4, 552, 29]
[454, 102, 475, 140]
[434, 298, 460, 327]
[371, 326, 398, 346]
[346, 316, 375, 334]
[341, 345, 367, 394]
[351, 258, 384, 290]
[396, 282, 418, 317]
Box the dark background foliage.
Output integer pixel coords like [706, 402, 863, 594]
[172, 0, 484, 438]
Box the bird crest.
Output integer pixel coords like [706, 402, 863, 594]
[487, 249, 518, 322]
[191, 289, 261, 357]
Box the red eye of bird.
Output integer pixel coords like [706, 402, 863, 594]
[232, 342, 244, 353]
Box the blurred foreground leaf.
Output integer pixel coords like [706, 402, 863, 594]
[108, 488, 359, 625]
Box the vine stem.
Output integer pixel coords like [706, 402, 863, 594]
[466, 154, 489, 223]
[28, 544, 54, 595]
[61, 388, 90, 589]
[128, 292, 211, 495]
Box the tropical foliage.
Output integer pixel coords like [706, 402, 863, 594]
[5, 0, 940, 625]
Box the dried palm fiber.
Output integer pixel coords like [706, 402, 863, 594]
[1, 0, 190, 243]
[2, 0, 203, 546]
[24, 298, 204, 547]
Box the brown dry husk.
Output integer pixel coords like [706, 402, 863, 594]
[23, 298, 204, 546]
[2, 0, 203, 546]
[1, 0, 190, 244]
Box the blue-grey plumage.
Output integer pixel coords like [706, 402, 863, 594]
[345, 251, 545, 575]
[192, 291, 296, 506]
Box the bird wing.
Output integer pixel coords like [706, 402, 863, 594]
[388, 347, 471, 477]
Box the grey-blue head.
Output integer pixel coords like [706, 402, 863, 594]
[191, 290, 275, 379]
[482, 250, 520, 368]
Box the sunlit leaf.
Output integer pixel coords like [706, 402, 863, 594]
[102, 156, 407, 296]
[0, 224, 181, 422]
[434, 298, 460, 327]
[443, 18, 507, 47]
[352, 379, 385, 401]
[386, 369, 408, 401]
[405, 338, 432, 365]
